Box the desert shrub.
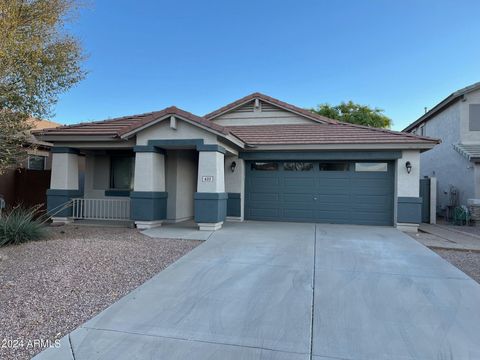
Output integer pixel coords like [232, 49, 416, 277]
[0, 206, 47, 247]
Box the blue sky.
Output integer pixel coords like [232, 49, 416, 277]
[55, 0, 480, 130]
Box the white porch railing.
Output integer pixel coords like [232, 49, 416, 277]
[72, 198, 131, 221]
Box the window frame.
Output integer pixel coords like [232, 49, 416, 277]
[110, 155, 135, 190]
[283, 162, 314, 171]
[419, 124, 425, 136]
[469, 104, 480, 131]
[27, 155, 46, 170]
[251, 162, 279, 171]
[319, 162, 350, 171]
[354, 162, 388, 172]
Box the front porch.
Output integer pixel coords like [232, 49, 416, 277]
[46, 140, 244, 231]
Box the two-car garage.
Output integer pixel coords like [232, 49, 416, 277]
[245, 160, 395, 226]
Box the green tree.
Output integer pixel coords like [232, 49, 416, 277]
[0, 0, 85, 173]
[310, 101, 392, 128]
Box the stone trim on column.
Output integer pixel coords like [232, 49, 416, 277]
[196, 146, 226, 230]
[397, 196, 422, 224]
[48, 149, 81, 224]
[131, 147, 166, 229]
[130, 191, 168, 229]
[46, 189, 82, 218]
[194, 192, 227, 229]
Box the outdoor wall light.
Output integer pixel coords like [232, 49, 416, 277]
[230, 161, 237, 173]
[405, 161, 412, 174]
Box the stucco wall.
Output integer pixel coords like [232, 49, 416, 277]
[50, 153, 79, 190]
[165, 151, 177, 219]
[396, 150, 421, 198]
[136, 119, 218, 146]
[460, 88, 480, 144]
[133, 152, 165, 192]
[197, 151, 225, 193]
[224, 155, 245, 219]
[84, 154, 110, 198]
[417, 102, 474, 209]
[165, 150, 197, 222]
[176, 150, 197, 220]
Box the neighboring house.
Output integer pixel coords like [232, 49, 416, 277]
[404, 82, 480, 214]
[34, 93, 437, 231]
[0, 118, 61, 209]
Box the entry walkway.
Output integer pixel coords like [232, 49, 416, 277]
[418, 223, 480, 251]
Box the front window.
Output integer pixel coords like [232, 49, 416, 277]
[419, 124, 426, 136]
[110, 156, 134, 190]
[284, 162, 314, 171]
[251, 162, 278, 171]
[319, 162, 349, 171]
[28, 155, 46, 170]
[355, 162, 388, 172]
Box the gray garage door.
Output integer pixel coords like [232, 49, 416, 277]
[245, 160, 394, 226]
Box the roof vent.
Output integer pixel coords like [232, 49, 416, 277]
[235, 101, 255, 113]
[254, 98, 260, 112]
[260, 101, 278, 112]
[170, 115, 177, 130]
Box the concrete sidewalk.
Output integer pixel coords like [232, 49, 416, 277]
[34, 222, 480, 360]
[417, 223, 480, 251]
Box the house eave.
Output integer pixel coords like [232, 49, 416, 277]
[35, 134, 120, 142]
[243, 142, 437, 151]
[119, 113, 245, 149]
[403, 81, 480, 132]
[205, 93, 332, 124]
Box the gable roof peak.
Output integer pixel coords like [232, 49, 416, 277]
[204, 92, 338, 125]
[403, 80, 480, 132]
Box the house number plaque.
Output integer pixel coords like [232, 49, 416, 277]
[202, 176, 214, 182]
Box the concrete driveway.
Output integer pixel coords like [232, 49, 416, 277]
[35, 222, 480, 360]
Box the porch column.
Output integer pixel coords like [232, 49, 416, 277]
[195, 145, 227, 230]
[47, 147, 82, 223]
[131, 146, 167, 229]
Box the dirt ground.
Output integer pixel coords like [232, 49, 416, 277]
[0, 225, 200, 360]
[433, 248, 480, 284]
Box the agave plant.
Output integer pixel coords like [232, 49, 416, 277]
[0, 205, 48, 247]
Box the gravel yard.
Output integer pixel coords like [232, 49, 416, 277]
[0, 225, 200, 360]
[433, 249, 480, 284]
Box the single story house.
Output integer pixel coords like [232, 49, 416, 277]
[34, 93, 438, 231]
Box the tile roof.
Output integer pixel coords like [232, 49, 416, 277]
[204, 92, 338, 124]
[34, 106, 229, 137]
[28, 118, 62, 130]
[227, 123, 439, 145]
[33, 93, 439, 147]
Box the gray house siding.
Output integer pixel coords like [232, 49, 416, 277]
[417, 102, 475, 210]
[460, 90, 480, 143]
